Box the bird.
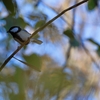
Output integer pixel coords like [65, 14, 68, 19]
[7, 26, 43, 45]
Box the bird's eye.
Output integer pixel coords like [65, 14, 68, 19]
[10, 27, 19, 32]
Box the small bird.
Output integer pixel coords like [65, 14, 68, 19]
[7, 26, 42, 45]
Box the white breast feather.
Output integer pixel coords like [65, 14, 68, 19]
[17, 30, 31, 41]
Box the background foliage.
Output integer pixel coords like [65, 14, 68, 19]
[0, 0, 100, 100]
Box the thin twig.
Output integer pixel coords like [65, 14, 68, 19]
[13, 56, 41, 71]
[0, 0, 89, 71]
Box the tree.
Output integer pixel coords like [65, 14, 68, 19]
[0, 0, 100, 100]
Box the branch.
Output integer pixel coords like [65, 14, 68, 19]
[13, 57, 41, 71]
[0, 0, 89, 71]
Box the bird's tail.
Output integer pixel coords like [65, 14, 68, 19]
[30, 39, 43, 44]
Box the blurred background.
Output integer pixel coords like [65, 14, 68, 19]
[0, 0, 100, 100]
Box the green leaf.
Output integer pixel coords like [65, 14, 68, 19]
[88, 39, 99, 46]
[13, 67, 26, 99]
[70, 39, 80, 47]
[39, 69, 73, 95]
[23, 54, 42, 71]
[88, 0, 98, 10]
[4, 16, 26, 30]
[64, 29, 79, 47]
[13, 57, 41, 72]
[2, 0, 17, 15]
[97, 46, 100, 56]
[35, 20, 46, 29]
[64, 29, 74, 39]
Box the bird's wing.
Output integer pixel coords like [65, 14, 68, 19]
[30, 39, 43, 44]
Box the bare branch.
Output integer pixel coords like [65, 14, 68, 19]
[13, 57, 41, 72]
